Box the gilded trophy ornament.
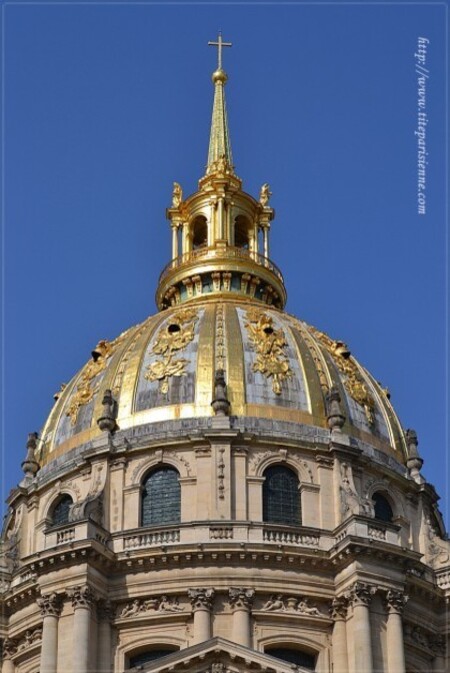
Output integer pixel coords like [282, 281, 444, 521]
[144, 309, 198, 394]
[244, 309, 292, 395]
[66, 332, 128, 426]
[310, 328, 376, 424]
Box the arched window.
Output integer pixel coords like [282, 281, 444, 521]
[141, 467, 181, 527]
[263, 465, 300, 526]
[129, 648, 179, 668]
[192, 216, 208, 250]
[51, 495, 73, 527]
[373, 492, 394, 523]
[266, 647, 316, 671]
[234, 215, 251, 249]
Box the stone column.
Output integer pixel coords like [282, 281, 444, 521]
[97, 600, 115, 673]
[68, 585, 96, 673]
[188, 588, 215, 644]
[331, 597, 349, 673]
[431, 635, 447, 672]
[37, 592, 62, 673]
[348, 582, 375, 673]
[229, 588, 255, 647]
[385, 590, 408, 673]
[2, 639, 17, 673]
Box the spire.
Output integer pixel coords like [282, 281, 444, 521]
[207, 33, 234, 174]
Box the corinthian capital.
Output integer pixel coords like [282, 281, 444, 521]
[37, 592, 62, 617]
[2, 638, 18, 658]
[188, 588, 215, 611]
[347, 582, 376, 608]
[228, 587, 255, 610]
[68, 585, 96, 610]
[330, 596, 348, 620]
[385, 590, 408, 615]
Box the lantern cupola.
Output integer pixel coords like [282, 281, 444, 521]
[157, 34, 286, 311]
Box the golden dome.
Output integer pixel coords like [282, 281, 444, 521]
[34, 38, 406, 470]
[37, 300, 406, 466]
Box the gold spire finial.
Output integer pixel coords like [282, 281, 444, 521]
[206, 33, 234, 174]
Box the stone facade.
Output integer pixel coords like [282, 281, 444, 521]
[1, 417, 448, 672]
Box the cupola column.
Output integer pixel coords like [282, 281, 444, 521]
[188, 588, 215, 644]
[331, 597, 349, 673]
[68, 585, 96, 673]
[229, 588, 254, 647]
[37, 592, 62, 673]
[262, 226, 269, 259]
[384, 591, 407, 673]
[171, 224, 179, 261]
[348, 582, 374, 673]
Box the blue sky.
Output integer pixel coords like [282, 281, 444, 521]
[2, 2, 447, 521]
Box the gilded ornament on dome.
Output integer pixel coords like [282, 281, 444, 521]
[244, 309, 292, 395]
[144, 309, 198, 394]
[66, 331, 129, 426]
[310, 328, 375, 424]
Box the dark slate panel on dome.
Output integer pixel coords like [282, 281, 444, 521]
[134, 309, 203, 411]
[235, 307, 309, 410]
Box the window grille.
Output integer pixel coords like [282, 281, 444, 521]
[373, 492, 394, 523]
[51, 495, 73, 526]
[141, 467, 181, 526]
[266, 647, 315, 670]
[263, 465, 300, 526]
[129, 649, 178, 668]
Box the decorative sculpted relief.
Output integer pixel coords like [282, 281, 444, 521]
[144, 309, 198, 394]
[66, 332, 128, 425]
[310, 327, 376, 424]
[260, 594, 322, 616]
[119, 595, 184, 618]
[424, 513, 450, 567]
[244, 309, 292, 395]
[340, 463, 374, 519]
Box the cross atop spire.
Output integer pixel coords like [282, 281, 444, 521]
[206, 33, 234, 175]
[208, 32, 232, 70]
